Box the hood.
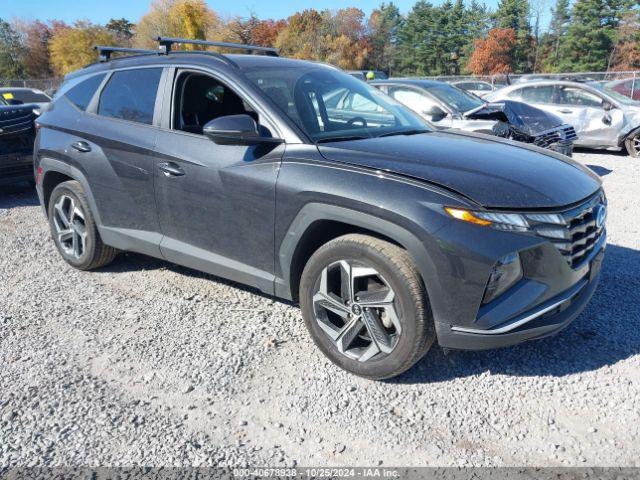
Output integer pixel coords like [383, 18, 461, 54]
[317, 130, 601, 209]
[465, 100, 565, 136]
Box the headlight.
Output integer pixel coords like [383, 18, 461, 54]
[445, 207, 529, 231]
[483, 252, 523, 304]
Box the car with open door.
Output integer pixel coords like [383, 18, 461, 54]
[486, 80, 640, 157]
[34, 40, 606, 380]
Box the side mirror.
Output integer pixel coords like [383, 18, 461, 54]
[423, 105, 447, 121]
[602, 101, 614, 111]
[202, 114, 282, 146]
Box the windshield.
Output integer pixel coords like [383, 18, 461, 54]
[243, 66, 430, 142]
[596, 84, 640, 106]
[426, 83, 484, 113]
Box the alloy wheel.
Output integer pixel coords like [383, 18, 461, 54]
[312, 260, 402, 362]
[633, 135, 640, 156]
[52, 194, 87, 260]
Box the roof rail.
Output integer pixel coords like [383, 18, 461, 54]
[157, 37, 279, 56]
[95, 46, 158, 62]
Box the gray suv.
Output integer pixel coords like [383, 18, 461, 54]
[34, 39, 607, 379]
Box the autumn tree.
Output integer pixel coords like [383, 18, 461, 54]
[134, 0, 222, 49]
[14, 20, 60, 78]
[367, 2, 403, 73]
[106, 18, 135, 47]
[495, 0, 533, 71]
[225, 14, 286, 47]
[466, 27, 517, 75]
[610, 9, 640, 70]
[49, 21, 116, 75]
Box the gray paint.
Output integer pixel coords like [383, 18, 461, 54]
[34, 52, 605, 350]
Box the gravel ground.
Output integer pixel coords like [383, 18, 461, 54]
[0, 150, 638, 468]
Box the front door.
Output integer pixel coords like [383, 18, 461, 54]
[154, 68, 284, 293]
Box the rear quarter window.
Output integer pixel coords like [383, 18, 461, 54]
[64, 74, 107, 111]
[98, 68, 163, 125]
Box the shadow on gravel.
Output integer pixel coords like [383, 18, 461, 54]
[0, 182, 39, 209]
[587, 165, 613, 177]
[392, 243, 640, 384]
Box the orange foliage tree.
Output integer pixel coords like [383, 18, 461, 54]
[466, 28, 517, 75]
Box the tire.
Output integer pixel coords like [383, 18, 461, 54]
[299, 234, 435, 380]
[48, 180, 117, 270]
[625, 130, 640, 158]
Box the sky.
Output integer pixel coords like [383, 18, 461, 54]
[4, 0, 503, 25]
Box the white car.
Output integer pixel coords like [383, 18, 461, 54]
[486, 80, 640, 157]
[450, 80, 496, 98]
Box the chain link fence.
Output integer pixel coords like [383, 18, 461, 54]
[420, 70, 639, 87]
[0, 78, 63, 95]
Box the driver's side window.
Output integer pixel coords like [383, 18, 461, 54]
[172, 71, 257, 135]
[389, 87, 439, 115]
[558, 87, 602, 107]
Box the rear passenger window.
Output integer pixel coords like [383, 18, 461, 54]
[512, 85, 555, 103]
[98, 68, 162, 125]
[64, 74, 106, 111]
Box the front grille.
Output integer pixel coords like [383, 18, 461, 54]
[533, 125, 578, 149]
[525, 192, 606, 268]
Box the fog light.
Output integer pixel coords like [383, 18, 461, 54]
[482, 252, 523, 304]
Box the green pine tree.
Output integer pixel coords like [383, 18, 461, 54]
[0, 18, 25, 79]
[495, 0, 533, 72]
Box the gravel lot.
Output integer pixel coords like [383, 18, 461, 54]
[0, 150, 638, 468]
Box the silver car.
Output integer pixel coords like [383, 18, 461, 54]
[450, 80, 496, 97]
[372, 79, 576, 156]
[485, 80, 640, 157]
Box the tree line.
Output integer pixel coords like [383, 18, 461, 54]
[0, 0, 638, 80]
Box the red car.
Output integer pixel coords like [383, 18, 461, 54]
[607, 78, 640, 101]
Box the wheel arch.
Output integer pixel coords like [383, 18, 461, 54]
[276, 203, 436, 303]
[39, 158, 103, 227]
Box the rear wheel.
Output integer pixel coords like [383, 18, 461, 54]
[625, 130, 640, 158]
[48, 180, 117, 270]
[299, 234, 434, 380]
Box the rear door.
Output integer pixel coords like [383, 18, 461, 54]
[75, 67, 165, 256]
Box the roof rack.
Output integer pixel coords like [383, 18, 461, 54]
[157, 37, 279, 56]
[95, 46, 158, 62]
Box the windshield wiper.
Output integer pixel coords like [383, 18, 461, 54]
[376, 129, 430, 138]
[316, 135, 371, 143]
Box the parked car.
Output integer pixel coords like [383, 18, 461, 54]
[486, 80, 640, 157]
[372, 79, 577, 156]
[606, 78, 640, 101]
[347, 70, 388, 81]
[0, 95, 38, 186]
[0, 87, 52, 109]
[450, 80, 496, 97]
[35, 40, 606, 380]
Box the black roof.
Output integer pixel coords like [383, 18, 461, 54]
[66, 51, 331, 81]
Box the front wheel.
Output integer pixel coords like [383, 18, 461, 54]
[625, 131, 640, 158]
[299, 234, 435, 380]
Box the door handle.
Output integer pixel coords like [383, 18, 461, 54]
[558, 109, 573, 114]
[158, 162, 185, 177]
[71, 141, 91, 153]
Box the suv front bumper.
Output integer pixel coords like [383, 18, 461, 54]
[0, 152, 34, 186]
[436, 241, 604, 350]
